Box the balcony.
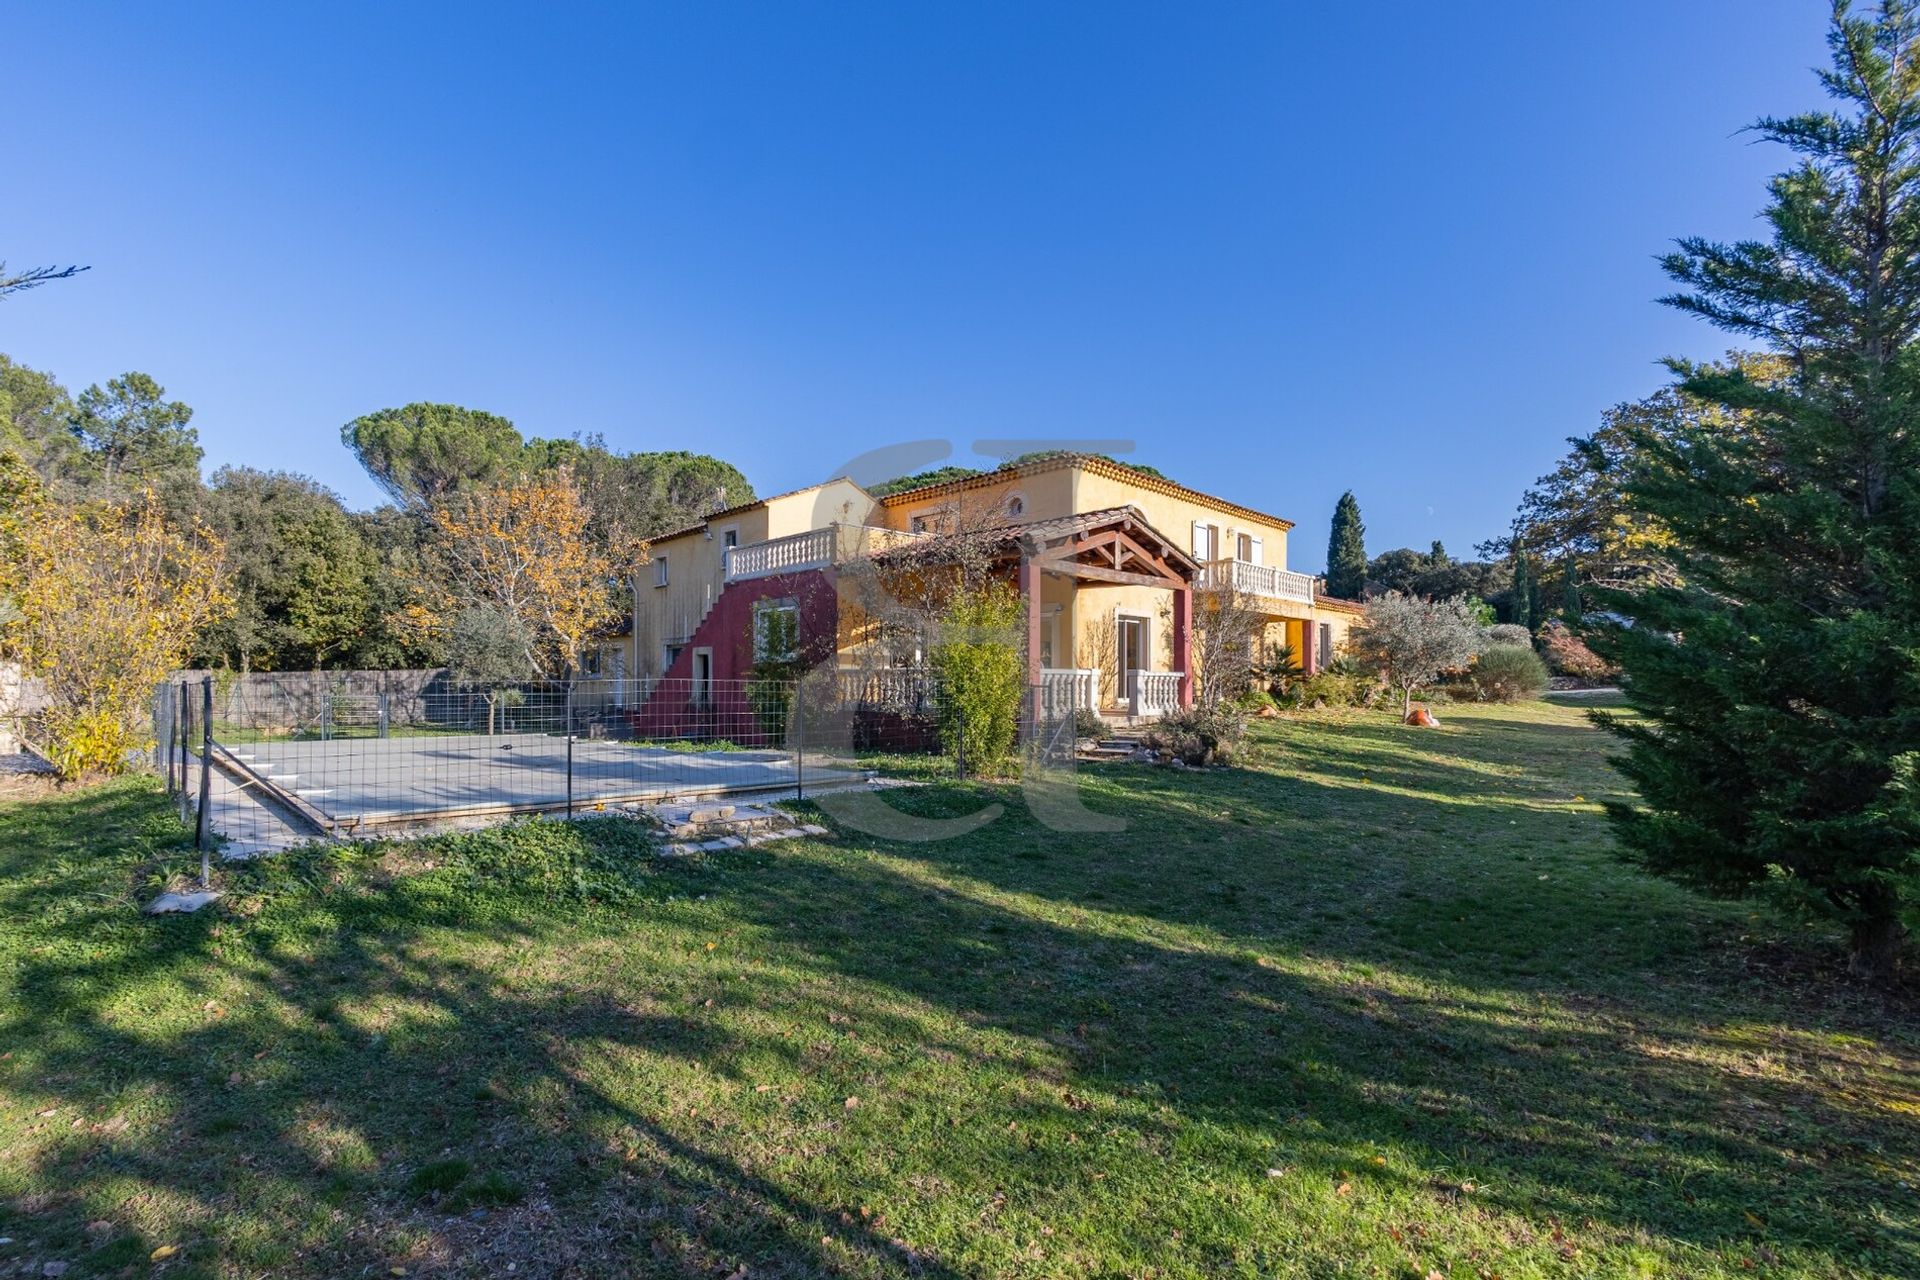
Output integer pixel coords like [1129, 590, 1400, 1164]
[1199, 558, 1315, 606]
[724, 524, 924, 582]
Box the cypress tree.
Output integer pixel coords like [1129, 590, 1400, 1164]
[1510, 553, 1532, 631]
[1325, 491, 1367, 599]
[1598, 2, 1920, 980]
[1561, 558, 1582, 623]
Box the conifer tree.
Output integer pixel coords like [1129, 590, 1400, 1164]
[1561, 558, 1582, 623]
[1510, 553, 1532, 631]
[1325, 491, 1367, 599]
[1598, 1, 1920, 980]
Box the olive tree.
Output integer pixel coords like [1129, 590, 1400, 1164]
[1351, 592, 1483, 715]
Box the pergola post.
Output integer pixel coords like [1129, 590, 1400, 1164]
[1172, 583, 1194, 708]
[1021, 554, 1044, 691]
[1299, 617, 1316, 674]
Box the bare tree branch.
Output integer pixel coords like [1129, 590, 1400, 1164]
[0, 261, 91, 299]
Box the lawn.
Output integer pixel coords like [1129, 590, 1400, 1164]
[1, 699, 1915, 1279]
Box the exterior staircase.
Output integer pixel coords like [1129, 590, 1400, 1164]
[1082, 732, 1145, 761]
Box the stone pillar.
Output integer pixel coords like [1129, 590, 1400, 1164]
[1172, 583, 1194, 708]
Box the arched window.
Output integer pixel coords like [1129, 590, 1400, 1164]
[1005, 491, 1027, 518]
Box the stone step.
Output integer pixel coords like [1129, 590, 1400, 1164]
[648, 798, 820, 843]
[654, 802, 736, 827]
[659, 820, 830, 859]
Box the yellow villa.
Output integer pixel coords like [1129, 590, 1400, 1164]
[613, 452, 1361, 726]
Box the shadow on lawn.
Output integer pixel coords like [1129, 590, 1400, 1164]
[0, 785, 968, 1280]
[769, 705, 1919, 1271]
[3, 707, 1917, 1279]
[754, 780, 1919, 1275]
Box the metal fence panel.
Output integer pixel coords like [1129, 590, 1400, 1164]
[145, 671, 974, 854]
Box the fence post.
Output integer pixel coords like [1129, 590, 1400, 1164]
[793, 678, 804, 802]
[195, 676, 214, 882]
[177, 681, 191, 826]
[565, 681, 575, 819]
[379, 692, 390, 738]
[163, 687, 176, 794]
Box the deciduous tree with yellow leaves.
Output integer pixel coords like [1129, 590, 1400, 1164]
[0, 456, 229, 778]
[408, 467, 623, 677]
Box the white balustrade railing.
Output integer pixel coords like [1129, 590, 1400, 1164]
[723, 527, 837, 582]
[1200, 559, 1315, 604]
[1129, 670, 1184, 719]
[1040, 666, 1100, 712]
[724, 524, 928, 583]
[836, 666, 938, 709]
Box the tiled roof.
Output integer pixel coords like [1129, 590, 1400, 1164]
[874, 452, 1296, 532]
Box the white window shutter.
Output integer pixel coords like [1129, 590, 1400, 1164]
[1191, 520, 1205, 558]
[1250, 536, 1263, 565]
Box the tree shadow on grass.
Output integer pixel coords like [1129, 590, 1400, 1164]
[4, 752, 1917, 1278]
[1, 784, 968, 1279]
[732, 795, 1920, 1275]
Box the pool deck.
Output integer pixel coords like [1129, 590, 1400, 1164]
[216, 732, 858, 831]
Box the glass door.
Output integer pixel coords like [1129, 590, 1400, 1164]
[1118, 616, 1147, 704]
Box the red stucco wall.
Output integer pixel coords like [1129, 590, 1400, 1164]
[627, 568, 839, 740]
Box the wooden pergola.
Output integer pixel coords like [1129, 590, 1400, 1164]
[1005, 506, 1199, 709]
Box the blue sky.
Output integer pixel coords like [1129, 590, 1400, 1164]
[3, 1, 1827, 569]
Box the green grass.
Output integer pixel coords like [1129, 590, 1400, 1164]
[1, 701, 1915, 1278]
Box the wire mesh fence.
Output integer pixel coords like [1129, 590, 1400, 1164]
[148, 668, 1095, 856]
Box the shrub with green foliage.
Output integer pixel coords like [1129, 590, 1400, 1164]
[1236, 688, 1278, 714]
[1072, 707, 1111, 741]
[1141, 703, 1249, 766]
[1470, 644, 1549, 703]
[747, 604, 805, 739]
[1279, 657, 1387, 710]
[929, 582, 1025, 775]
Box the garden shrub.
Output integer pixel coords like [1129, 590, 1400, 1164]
[1072, 707, 1111, 741]
[1537, 619, 1617, 681]
[1470, 644, 1549, 702]
[929, 582, 1025, 775]
[1142, 703, 1249, 766]
[1285, 667, 1385, 710]
[1236, 688, 1278, 714]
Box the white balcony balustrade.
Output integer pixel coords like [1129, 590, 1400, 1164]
[723, 524, 925, 583]
[1199, 558, 1315, 605]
